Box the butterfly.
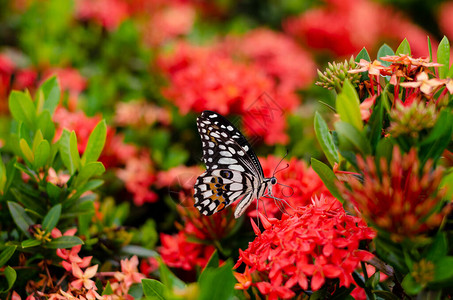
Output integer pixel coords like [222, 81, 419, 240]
[193, 110, 282, 218]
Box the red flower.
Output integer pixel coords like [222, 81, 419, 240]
[76, 0, 130, 31]
[439, 1, 453, 42]
[141, 2, 196, 46]
[284, 0, 429, 57]
[13, 68, 38, 91]
[246, 156, 332, 218]
[234, 196, 375, 297]
[338, 147, 449, 241]
[116, 151, 158, 206]
[159, 232, 215, 271]
[159, 42, 297, 144]
[53, 107, 104, 153]
[225, 28, 316, 92]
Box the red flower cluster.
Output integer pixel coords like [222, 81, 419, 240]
[246, 156, 332, 218]
[0, 53, 37, 112]
[225, 28, 316, 92]
[234, 196, 376, 299]
[338, 147, 449, 241]
[284, 0, 429, 57]
[75, 0, 130, 31]
[159, 231, 216, 271]
[158, 42, 299, 144]
[140, 1, 196, 46]
[54, 107, 158, 205]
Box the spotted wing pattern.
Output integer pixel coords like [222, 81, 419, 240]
[193, 169, 253, 216]
[194, 111, 264, 217]
[196, 111, 264, 179]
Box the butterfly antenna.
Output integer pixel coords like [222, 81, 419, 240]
[277, 182, 295, 197]
[272, 149, 289, 177]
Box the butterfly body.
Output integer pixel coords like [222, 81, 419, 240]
[193, 111, 277, 218]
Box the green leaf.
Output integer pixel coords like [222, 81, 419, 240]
[204, 250, 219, 269]
[142, 279, 167, 300]
[10, 187, 45, 216]
[335, 121, 371, 155]
[395, 38, 411, 55]
[59, 130, 77, 175]
[366, 95, 384, 153]
[433, 256, 453, 282]
[314, 112, 339, 167]
[19, 139, 34, 163]
[46, 182, 62, 203]
[21, 239, 41, 248]
[73, 162, 105, 188]
[401, 274, 423, 295]
[310, 158, 344, 202]
[355, 47, 371, 62]
[7, 201, 33, 238]
[0, 246, 17, 268]
[121, 245, 158, 258]
[426, 233, 447, 262]
[371, 290, 402, 300]
[37, 111, 56, 142]
[336, 80, 363, 130]
[9, 91, 36, 127]
[419, 110, 453, 164]
[42, 204, 62, 232]
[32, 130, 44, 153]
[158, 259, 186, 289]
[437, 36, 450, 79]
[0, 266, 16, 292]
[81, 120, 107, 165]
[428, 36, 433, 62]
[33, 140, 51, 169]
[45, 236, 84, 249]
[198, 260, 235, 300]
[377, 44, 395, 67]
[0, 157, 6, 193]
[102, 281, 114, 295]
[40, 76, 61, 115]
[440, 170, 453, 201]
[70, 131, 80, 170]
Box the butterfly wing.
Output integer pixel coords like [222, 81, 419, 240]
[197, 110, 264, 179]
[194, 169, 254, 216]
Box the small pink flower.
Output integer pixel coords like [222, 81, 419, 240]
[70, 263, 98, 290]
[114, 256, 145, 289]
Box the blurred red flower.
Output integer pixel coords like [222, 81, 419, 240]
[338, 147, 449, 241]
[235, 196, 375, 298]
[284, 0, 429, 57]
[159, 42, 298, 144]
[439, 1, 453, 41]
[76, 0, 130, 31]
[116, 151, 158, 206]
[53, 107, 104, 153]
[159, 231, 215, 271]
[225, 28, 316, 92]
[141, 2, 196, 46]
[246, 156, 332, 218]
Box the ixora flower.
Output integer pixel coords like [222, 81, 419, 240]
[158, 42, 298, 144]
[246, 156, 332, 219]
[338, 147, 449, 241]
[234, 196, 375, 298]
[159, 231, 216, 271]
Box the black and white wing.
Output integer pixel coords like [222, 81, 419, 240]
[196, 111, 263, 179]
[194, 111, 263, 216]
